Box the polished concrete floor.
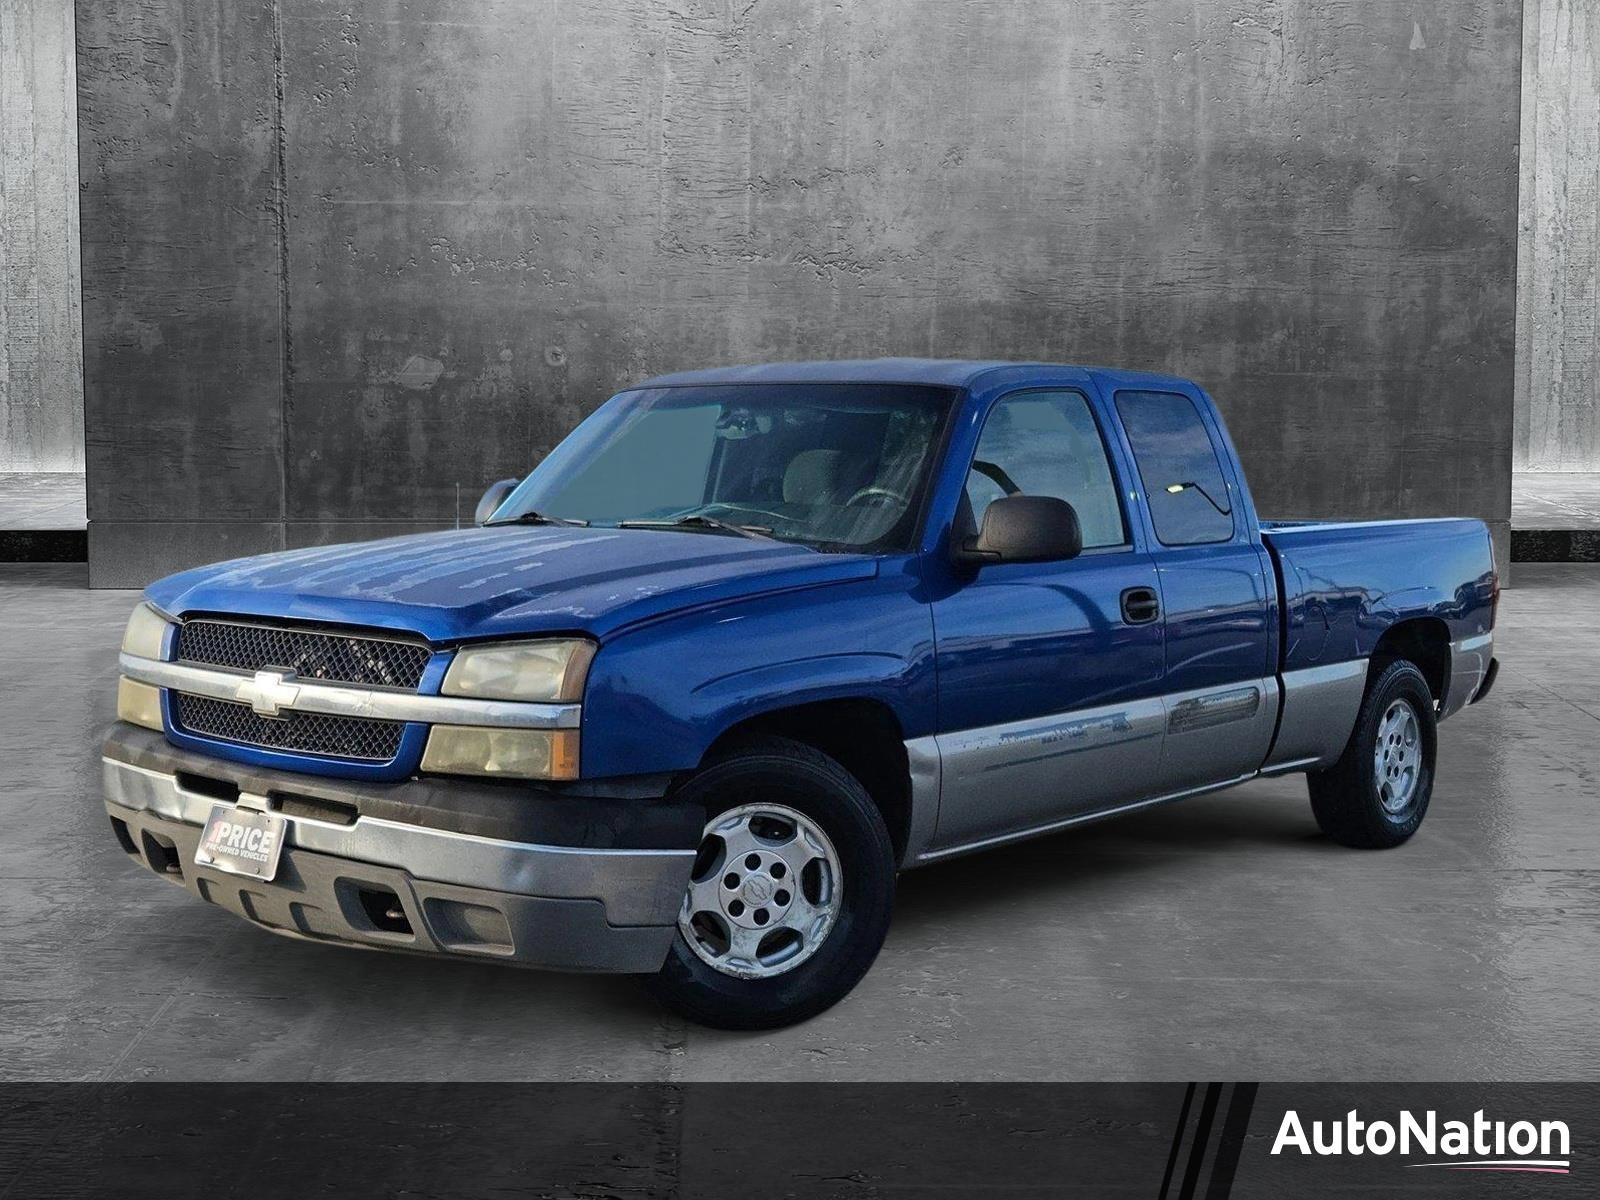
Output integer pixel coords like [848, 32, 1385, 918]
[0, 472, 86, 530]
[3, 563, 1597, 1081]
[1513, 471, 1600, 529]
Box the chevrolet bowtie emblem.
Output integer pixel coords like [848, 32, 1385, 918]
[238, 669, 301, 718]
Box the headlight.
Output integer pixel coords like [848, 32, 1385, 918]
[441, 639, 595, 703]
[117, 677, 164, 731]
[421, 727, 579, 780]
[430, 640, 593, 779]
[121, 602, 172, 659]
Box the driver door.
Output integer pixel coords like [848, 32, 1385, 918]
[929, 388, 1166, 852]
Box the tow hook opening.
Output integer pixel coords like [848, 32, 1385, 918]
[353, 885, 413, 936]
[140, 830, 184, 878]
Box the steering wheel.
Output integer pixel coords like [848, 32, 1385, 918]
[844, 486, 910, 508]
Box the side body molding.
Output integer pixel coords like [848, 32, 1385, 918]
[900, 662, 1372, 867]
[913, 693, 1168, 859]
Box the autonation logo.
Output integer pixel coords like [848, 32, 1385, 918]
[1272, 1108, 1572, 1175]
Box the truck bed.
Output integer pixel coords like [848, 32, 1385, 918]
[1260, 517, 1497, 675]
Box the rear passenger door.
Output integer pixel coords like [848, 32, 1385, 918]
[929, 388, 1167, 852]
[1112, 389, 1277, 794]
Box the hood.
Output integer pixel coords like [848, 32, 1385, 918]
[145, 525, 880, 644]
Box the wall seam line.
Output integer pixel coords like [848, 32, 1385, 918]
[271, 0, 292, 536]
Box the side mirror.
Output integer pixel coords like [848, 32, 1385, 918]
[474, 478, 520, 526]
[954, 495, 1082, 567]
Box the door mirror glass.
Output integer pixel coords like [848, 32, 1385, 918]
[955, 494, 1082, 566]
[475, 478, 521, 526]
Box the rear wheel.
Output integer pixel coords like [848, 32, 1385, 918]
[1307, 659, 1437, 848]
[645, 736, 895, 1030]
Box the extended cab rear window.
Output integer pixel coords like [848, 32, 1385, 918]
[1114, 390, 1236, 546]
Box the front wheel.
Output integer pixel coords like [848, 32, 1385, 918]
[645, 736, 895, 1030]
[1307, 658, 1437, 848]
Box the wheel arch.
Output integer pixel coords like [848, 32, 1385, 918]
[700, 698, 914, 864]
[1370, 617, 1451, 705]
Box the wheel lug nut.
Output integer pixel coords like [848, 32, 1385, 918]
[774, 889, 790, 905]
[723, 873, 740, 889]
[744, 854, 762, 870]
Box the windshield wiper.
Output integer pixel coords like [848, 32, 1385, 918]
[485, 510, 589, 528]
[618, 515, 775, 540]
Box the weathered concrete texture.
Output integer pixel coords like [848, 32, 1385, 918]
[1516, 0, 1600, 472]
[76, 0, 1522, 586]
[75, 0, 285, 578]
[1, 0, 83, 473]
[2, 562, 1597, 1082]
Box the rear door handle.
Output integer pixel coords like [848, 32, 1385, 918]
[1121, 586, 1160, 625]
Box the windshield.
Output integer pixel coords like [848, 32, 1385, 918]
[493, 384, 954, 551]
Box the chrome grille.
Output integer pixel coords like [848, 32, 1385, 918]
[173, 694, 406, 762]
[177, 620, 431, 689]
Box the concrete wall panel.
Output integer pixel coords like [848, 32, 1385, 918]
[79, 0, 1522, 584]
[77, 0, 285, 578]
[2, 0, 83, 473]
[1515, 0, 1600, 472]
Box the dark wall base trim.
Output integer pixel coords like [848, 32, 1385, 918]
[1512, 528, 1600, 562]
[0, 529, 88, 563]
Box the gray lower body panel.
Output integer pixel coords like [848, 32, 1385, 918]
[1262, 659, 1369, 773]
[901, 635, 1490, 865]
[921, 693, 1168, 853]
[903, 663, 1373, 865]
[1157, 676, 1279, 794]
[1443, 632, 1495, 719]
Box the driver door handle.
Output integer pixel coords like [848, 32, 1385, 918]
[1121, 586, 1160, 625]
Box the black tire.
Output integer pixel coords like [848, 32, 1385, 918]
[1307, 659, 1437, 848]
[645, 735, 896, 1030]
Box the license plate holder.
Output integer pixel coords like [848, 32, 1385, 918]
[195, 803, 286, 882]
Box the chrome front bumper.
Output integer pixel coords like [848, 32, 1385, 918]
[103, 752, 695, 972]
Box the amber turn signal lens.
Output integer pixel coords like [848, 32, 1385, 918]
[117, 677, 164, 731]
[420, 726, 579, 780]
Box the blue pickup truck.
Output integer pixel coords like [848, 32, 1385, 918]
[105, 360, 1499, 1028]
